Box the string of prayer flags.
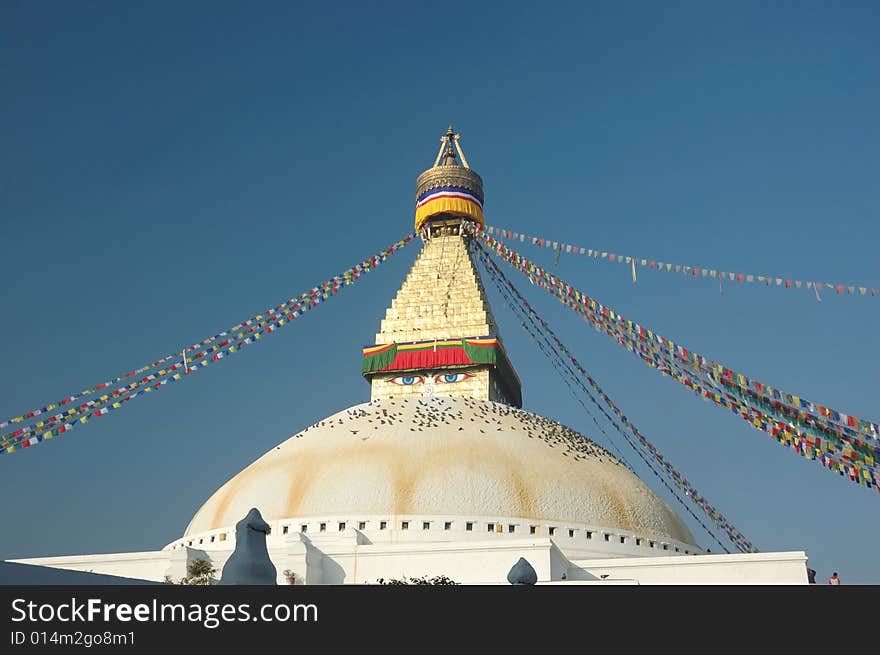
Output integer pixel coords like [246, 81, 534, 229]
[477, 227, 878, 446]
[469, 225, 879, 493]
[486, 226, 878, 300]
[475, 240, 756, 552]
[0, 233, 417, 455]
[476, 243, 742, 553]
[0, 238, 414, 435]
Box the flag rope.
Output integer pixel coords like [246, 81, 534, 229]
[469, 224, 878, 493]
[474, 240, 737, 553]
[476, 226, 878, 446]
[486, 225, 878, 300]
[1, 233, 417, 454]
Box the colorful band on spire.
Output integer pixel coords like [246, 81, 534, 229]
[362, 336, 521, 406]
[414, 185, 485, 231]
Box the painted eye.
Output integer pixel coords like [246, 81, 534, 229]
[390, 375, 423, 386]
[435, 373, 468, 384]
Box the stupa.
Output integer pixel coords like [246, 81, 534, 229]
[8, 129, 807, 584]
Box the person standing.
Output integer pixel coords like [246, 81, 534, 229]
[828, 572, 841, 585]
[807, 567, 817, 584]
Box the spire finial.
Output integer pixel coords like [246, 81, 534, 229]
[416, 127, 484, 231]
[433, 125, 470, 168]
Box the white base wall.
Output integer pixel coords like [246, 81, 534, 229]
[8, 536, 808, 585]
[567, 551, 809, 585]
[6, 550, 175, 583]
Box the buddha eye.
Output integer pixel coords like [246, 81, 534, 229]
[434, 372, 470, 384]
[389, 375, 424, 386]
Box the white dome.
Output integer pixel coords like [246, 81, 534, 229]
[184, 396, 696, 545]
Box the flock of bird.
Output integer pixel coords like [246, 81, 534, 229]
[283, 393, 623, 468]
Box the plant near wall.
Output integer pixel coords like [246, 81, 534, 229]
[375, 575, 459, 585]
[165, 558, 217, 585]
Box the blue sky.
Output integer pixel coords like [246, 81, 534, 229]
[1, 2, 877, 582]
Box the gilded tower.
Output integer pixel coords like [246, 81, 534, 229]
[361, 127, 522, 407]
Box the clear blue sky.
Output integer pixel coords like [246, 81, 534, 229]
[1, 2, 877, 582]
